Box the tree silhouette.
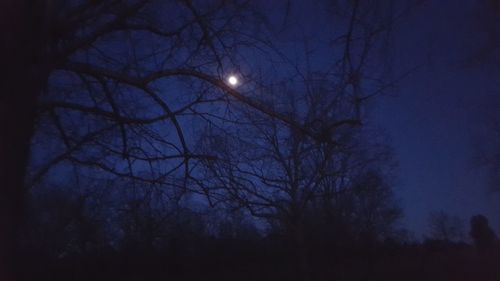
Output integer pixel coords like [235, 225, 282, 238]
[470, 214, 498, 251]
[427, 211, 465, 242]
[0, 1, 310, 278]
[196, 0, 402, 274]
[1, 1, 417, 280]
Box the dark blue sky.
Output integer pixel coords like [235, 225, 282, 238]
[38, 1, 499, 239]
[372, 0, 500, 238]
[267, 0, 500, 238]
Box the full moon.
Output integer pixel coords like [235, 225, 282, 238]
[227, 75, 238, 86]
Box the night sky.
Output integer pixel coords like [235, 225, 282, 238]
[4, 2, 500, 281]
[270, 0, 500, 238]
[27, 0, 500, 239]
[374, 0, 500, 237]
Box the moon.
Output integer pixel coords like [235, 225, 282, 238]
[227, 75, 238, 86]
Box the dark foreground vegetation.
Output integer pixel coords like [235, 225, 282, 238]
[16, 184, 500, 281]
[18, 240, 500, 281]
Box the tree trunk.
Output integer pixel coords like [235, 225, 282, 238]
[0, 88, 37, 281]
[0, 1, 48, 279]
[291, 218, 310, 281]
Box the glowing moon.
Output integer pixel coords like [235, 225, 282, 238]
[227, 75, 238, 86]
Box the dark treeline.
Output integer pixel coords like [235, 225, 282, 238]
[18, 181, 500, 281]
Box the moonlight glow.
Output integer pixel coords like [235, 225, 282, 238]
[227, 75, 238, 86]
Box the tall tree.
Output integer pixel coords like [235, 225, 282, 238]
[192, 1, 411, 278]
[0, 1, 305, 278]
[1, 1, 414, 279]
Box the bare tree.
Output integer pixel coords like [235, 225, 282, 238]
[191, 0, 414, 277]
[0, 1, 416, 279]
[339, 170, 402, 241]
[25, 176, 112, 258]
[195, 0, 403, 269]
[0, 1, 312, 278]
[427, 211, 465, 242]
[198, 81, 399, 281]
